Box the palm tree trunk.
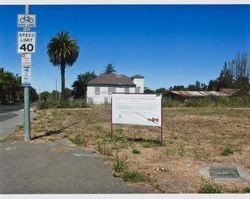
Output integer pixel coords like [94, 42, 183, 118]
[61, 64, 65, 101]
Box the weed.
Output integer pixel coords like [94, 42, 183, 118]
[116, 128, 124, 134]
[243, 187, 250, 193]
[94, 125, 103, 132]
[132, 148, 141, 154]
[112, 156, 128, 174]
[97, 142, 113, 156]
[178, 144, 185, 157]
[70, 135, 86, 146]
[112, 136, 131, 149]
[221, 145, 234, 156]
[165, 147, 175, 156]
[153, 182, 165, 193]
[120, 171, 150, 183]
[142, 141, 160, 148]
[199, 178, 222, 193]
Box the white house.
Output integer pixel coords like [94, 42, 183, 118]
[87, 73, 144, 104]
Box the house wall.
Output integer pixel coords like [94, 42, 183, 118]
[132, 78, 144, 93]
[87, 86, 136, 104]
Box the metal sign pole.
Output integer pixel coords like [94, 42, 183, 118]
[111, 98, 113, 137]
[160, 94, 163, 145]
[24, 5, 30, 141]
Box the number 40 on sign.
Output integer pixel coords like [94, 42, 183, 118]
[17, 32, 36, 53]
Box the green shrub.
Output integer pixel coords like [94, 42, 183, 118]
[70, 135, 86, 146]
[115, 128, 124, 134]
[142, 141, 160, 148]
[162, 94, 250, 108]
[112, 156, 128, 173]
[221, 145, 234, 156]
[37, 101, 49, 109]
[120, 171, 149, 183]
[97, 142, 113, 156]
[199, 178, 222, 193]
[243, 187, 250, 193]
[178, 144, 185, 157]
[132, 148, 141, 154]
[37, 99, 89, 109]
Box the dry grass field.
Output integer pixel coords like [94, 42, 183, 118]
[6, 107, 250, 193]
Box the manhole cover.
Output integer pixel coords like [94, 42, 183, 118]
[209, 166, 240, 178]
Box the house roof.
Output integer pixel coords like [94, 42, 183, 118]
[220, 88, 241, 96]
[131, 74, 144, 79]
[170, 91, 228, 97]
[88, 73, 136, 87]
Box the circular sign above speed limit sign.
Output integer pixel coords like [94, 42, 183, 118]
[17, 32, 36, 53]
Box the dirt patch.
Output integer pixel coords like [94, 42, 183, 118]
[7, 107, 250, 193]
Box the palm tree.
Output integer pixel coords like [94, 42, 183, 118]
[47, 31, 79, 100]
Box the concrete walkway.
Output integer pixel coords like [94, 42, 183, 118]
[0, 104, 36, 139]
[0, 140, 144, 194]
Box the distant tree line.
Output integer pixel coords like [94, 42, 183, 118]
[40, 53, 249, 102]
[0, 67, 38, 104]
[150, 53, 249, 96]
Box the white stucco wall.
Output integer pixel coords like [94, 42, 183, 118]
[87, 86, 137, 104]
[132, 78, 144, 93]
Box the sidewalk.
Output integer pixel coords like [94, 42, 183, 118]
[0, 140, 144, 194]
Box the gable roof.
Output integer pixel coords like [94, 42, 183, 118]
[88, 73, 136, 87]
[131, 74, 144, 79]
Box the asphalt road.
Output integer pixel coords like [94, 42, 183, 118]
[0, 104, 35, 139]
[0, 140, 143, 193]
[0, 104, 144, 194]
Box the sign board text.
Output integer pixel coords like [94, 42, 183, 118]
[21, 53, 31, 67]
[21, 67, 31, 87]
[17, 14, 36, 28]
[17, 32, 36, 53]
[112, 94, 162, 127]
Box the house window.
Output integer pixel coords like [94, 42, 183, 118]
[108, 87, 116, 95]
[135, 87, 140, 93]
[95, 87, 100, 95]
[125, 87, 129, 93]
[87, 97, 93, 104]
[104, 97, 108, 104]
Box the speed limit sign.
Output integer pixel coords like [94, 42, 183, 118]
[17, 32, 36, 53]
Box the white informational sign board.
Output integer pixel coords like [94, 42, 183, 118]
[21, 53, 31, 67]
[17, 32, 36, 53]
[112, 93, 162, 127]
[17, 14, 36, 28]
[21, 67, 31, 87]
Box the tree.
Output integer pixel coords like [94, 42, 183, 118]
[104, 64, 116, 74]
[40, 91, 50, 101]
[217, 61, 234, 89]
[231, 53, 250, 90]
[155, 87, 167, 94]
[29, 87, 39, 102]
[47, 31, 80, 100]
[144, 87, 154, 93]
[172, 85, 185, 91]
[0, 68, 39, 104]
[72, 71, 97, 99]
[187, 84, 196, 91]
[51, 90, 60, 100]
[0, 68, 22, 104]
[64, 88, 73, 99]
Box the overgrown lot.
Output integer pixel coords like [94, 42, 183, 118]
[6, 107, 250, 193]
